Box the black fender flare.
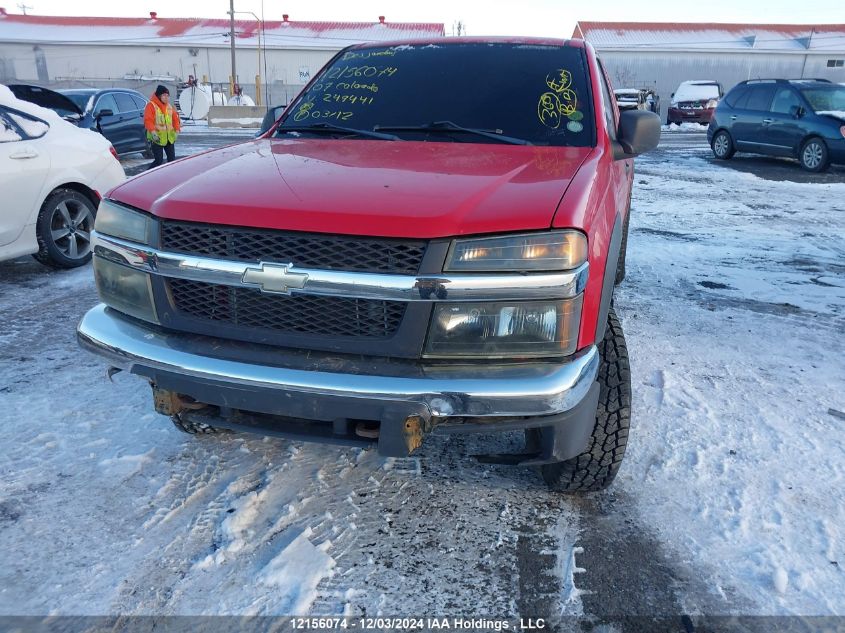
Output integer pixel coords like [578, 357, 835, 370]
[595, 212, 624, 342]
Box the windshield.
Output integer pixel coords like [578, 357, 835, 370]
[800, 86, 845, 115]
[278, 42, 595, 146]
[63, 91, 96, 111]
[674, 83, 720, 102]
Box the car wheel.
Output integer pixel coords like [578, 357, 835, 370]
[712, 130, 735, 160]
[33, 188, 97, 269]
[799, 138, 830, 172]
[541, 308, 631, 493]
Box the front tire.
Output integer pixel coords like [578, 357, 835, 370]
[541, 308, 631, 493]
[711, 130, 735, 160]
[33, 188, 97, 269]
[799, 138, 830, 172]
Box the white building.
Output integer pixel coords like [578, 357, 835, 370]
[0, 9, 445, 104]
[574, 21, 845, 120]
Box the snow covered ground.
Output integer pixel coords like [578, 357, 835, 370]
[0, 134, 843, 624]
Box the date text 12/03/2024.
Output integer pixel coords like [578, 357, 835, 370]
[289, 617, 548, 630]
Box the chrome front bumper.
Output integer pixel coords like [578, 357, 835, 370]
[78, 304, 599, 422]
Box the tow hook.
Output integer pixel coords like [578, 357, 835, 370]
[403, 415, 427, 454]
[151, 386, 207, 416]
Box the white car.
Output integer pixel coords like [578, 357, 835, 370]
[1, 84, 125, 268]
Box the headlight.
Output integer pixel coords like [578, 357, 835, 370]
[93, 257, 159, 324]
[94, 199, 154, 244]
[706, 99, 718, 109]
[446, 231, 587, 272]
[424, 297, 582, 359]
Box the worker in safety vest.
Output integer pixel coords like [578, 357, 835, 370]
[144, 85, 181, 169]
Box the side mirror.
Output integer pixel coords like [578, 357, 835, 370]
[670, 92, 675, 99]
[613, 110, 661, 160]
[95, 109, 114, 119]
[789, 105, 804, 118]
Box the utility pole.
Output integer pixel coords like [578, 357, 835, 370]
[799, 27, 815, 79]
[17, 3, 32, 14]
[228, 0, 237, 96]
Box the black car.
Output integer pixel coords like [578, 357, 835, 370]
[8, 84, 152, 157]
[62, 88, 152, 157]
[707, 79, 845, 172]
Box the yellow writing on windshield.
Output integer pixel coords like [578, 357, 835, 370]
[538, 69, 579, 129]
[325, 65, 398, 80]
[342, 49, 398, 61]
[323, 94, 375, 105]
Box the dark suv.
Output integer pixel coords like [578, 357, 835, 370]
[708, 79, 845, 172]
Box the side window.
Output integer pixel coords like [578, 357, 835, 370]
[113, 93, 137, 113]
[0, 108, 49, 142]
[724, 86, 748, 108]
[733, 89, 751, 110]
[596, 61, 618, 141]
[7, 112, 49, 139]
[0, 111, 23, 143]
[95, 94, 118, 116]
[745, 85, 776, 112]
[131, 95, 147, 110]
[770, 88, 802, 114]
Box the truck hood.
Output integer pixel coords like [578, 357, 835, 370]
[110, 138, 592, 239]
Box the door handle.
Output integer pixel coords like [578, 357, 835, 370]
[10, 148, 38, 159]
[762, 118, 774, 124]
[730, 115, 737, 120]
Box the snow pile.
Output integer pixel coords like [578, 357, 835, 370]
[257, 527, 336, 614]
[7, 112, 49, 137]
[0, 122, 21, 142]
[99, 449, 155, 479]
[661, 122, 708, 132]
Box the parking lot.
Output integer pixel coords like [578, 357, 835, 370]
[1, 127, 844, 625]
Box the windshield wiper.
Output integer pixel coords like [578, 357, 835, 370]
[276, 122, 398, 141]
[374, 120, 532, 145]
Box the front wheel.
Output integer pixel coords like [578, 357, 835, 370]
[711, 130, 735, 160]
[33, 188, 97, 269]
[799, 138, 830, 172]
[541, 308, 631, 492]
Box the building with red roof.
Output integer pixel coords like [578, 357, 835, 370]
[573, 21, 845, 120]
[0, 9, 445, 103]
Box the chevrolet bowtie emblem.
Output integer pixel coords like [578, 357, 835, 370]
[242, 263, 309, 295]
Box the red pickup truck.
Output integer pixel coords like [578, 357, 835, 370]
[78, 37, 660, 492]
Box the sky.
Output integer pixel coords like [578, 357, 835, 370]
[10, 0, 845, 37]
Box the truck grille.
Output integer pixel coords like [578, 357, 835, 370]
[160, 221, 427, 275]
[168, 279, 405, 339]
